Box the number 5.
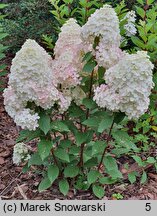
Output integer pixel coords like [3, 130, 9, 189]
[145, 203, 151, 211]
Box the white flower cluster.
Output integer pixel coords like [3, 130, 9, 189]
[52, 18, 86, 110]
[8, 39, 60, 110]
[3, 39, 72, 130]
[94, 51, 154, 119]
[81, 5, 120, 46]
[81, 5, 122, 69]
[13, 142, 30, 165]
[124, 10, 137, 37]
[95, 42, 124, 69]
[53, 18, 83, 88]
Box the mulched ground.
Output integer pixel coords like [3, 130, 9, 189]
[0, 56, 157, 200]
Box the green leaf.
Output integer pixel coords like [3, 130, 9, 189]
[146, 157, 156, 164]
[83, 117, 101, 128]
[59, 179, 69, 196]
[0, 33, 8, 40]
[82, 51, 93, 62]
[98, 115, 114, 133]
[147, 0, 155, 5]
[131, 36, 145, 49]
[84, 157, 98, 168]
[38, 140, 52, 161]
[87, 170, 100, 184]
[140, 171, 147, 184]
[48, 165, 59, 184]
[92, 185, 105, 199]
[60, 140, 72, 149]
[75, 131, 93, 146]
[136, 6, 145, 18]
[114, 112, 125, 124]
[38, 177, 51, 192]
[98, 66, 105, 83]
[82, 98, 97, 109]
[51, 120, 70, 132]
[54, 148, 70, 162]
[39, 113, 50, 135]
[22, 163, 30, 173]
[64, 165, 79, 178]
[28, 153, 43, 167]
[16, 129, 41, 143]
[92, 141, 107, 156]
[104, 156, 123, 179]
[0, 4, 8, 9]
[112, 130, 138, 151]
[128, 172, 136, 184]
[99, 177, 117, 185]
[83, 60, 96, 73]
[137, 0, 144, 5]
[132, 155, 144, 167]
[68, 103, 85, 118]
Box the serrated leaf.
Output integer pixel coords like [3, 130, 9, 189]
[68, 103, 85, 118]
[64, 165, 79, 178]
[48, 165, 59, 183]
[128, 172, 136, 184]
[136, 6, 145, 18]
[16, 129, 41, 143]
[75, 131, 93, 146]
[83, 117, 101, 128]
[54, 148, 70, 162]
[98, 115, 114, 133]
[82, 98, 97, 109]
[132, 155, 144, 167]
[38, 177, 51, 192]
[131, 36, 145, 49]
[104, 156, 123, 179]
[39, 113, 50, 135]
[82, 51, 93, 62]
[140, 171, 147, 184]
[38, 140, 52, 161]
[92, 141, 107, 156]
[114, 112, 125, 124]
[28, 153, 43, 167]
[83, 60, 96, 73]
[59, 179, 69, 196]
[51, 120, 70, 132]
[92, 185, 105, 199]
[87, 170, 100, 184]
[99, 177, 117, 185]
[112, 130, 138, 151]
[146, 157, 156, 164]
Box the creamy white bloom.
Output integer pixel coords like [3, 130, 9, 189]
[94, 51, 154, 119]
[14, 109, 40, 131]
[9, 39, 61, 110]
[3, 86, 26, 118]
[13, 142, 30, 165]
[53, 19, 83, 88]
[95, 40, 124, 69]
[124, 10, 137, 37]
[81, 5, 121, 47]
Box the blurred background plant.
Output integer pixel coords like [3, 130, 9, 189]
[0, 0, 55, 52]
[0, 3, 9, 92]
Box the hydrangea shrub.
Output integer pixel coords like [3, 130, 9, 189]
[3, 5, 155, 198]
